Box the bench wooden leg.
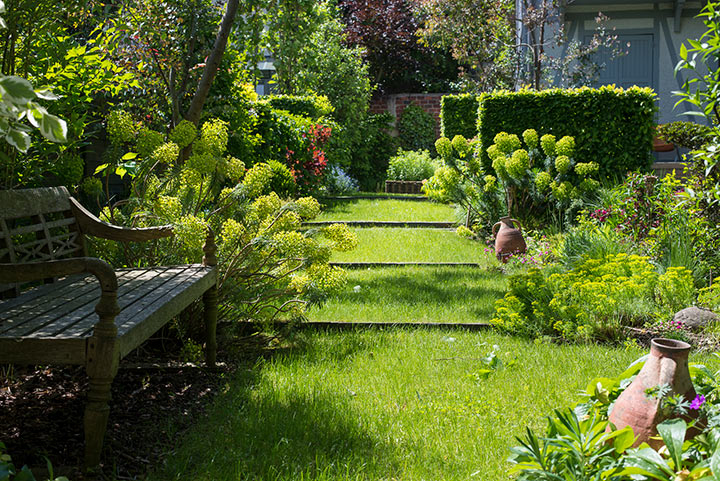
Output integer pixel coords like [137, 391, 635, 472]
[83, 293, 119, 472]
[84, 373, 115, 470]
[203, 284, 218, 367]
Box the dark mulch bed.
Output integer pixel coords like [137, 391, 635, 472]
[0, 328, 277, 480]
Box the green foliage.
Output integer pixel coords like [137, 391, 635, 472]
[477, 86, 657, 178]
[397, 103, 436, 153]
[491, 253, 694, 341]
[93, 113, 356, 325]
[656, 121, 714, 150]
[0, 441, 68, 481]
[386, 149, 439, 181]
[675, 1, 720, 124]
[347, 113, 397, 191]
[440, 94, 479, 139]
[266, 95, 334, 119]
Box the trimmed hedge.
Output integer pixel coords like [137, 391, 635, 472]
[476, 86, 657, 178]
[266, 94, 334, 119]
[440, 94, 479, 139]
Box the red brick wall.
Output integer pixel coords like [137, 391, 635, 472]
[369, 93, 446, 138]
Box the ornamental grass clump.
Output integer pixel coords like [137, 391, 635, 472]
[92, 111, 357, 326]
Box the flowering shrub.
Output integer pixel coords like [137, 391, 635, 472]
[487, 129, 600, 223]
[92, 112, 356, 326]
[286, 123, 331, 194]
[424, 134, 504, 235]
[321, 164, 359, 195]
[491, 253, 695, 341]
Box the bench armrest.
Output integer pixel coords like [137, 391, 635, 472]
[0, 257, 118, 291]
[69, 197, 174, 242]
[0, 258, 120, 331]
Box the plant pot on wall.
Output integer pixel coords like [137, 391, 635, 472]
[653, 126, 675, 152]
[385, 180, 424, 194]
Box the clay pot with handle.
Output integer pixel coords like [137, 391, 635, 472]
[492, 216, 527, 263]
[608, 338, 698, 449]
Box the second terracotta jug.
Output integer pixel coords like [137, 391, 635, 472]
[608, 338, 697, 449]
[492, 216, 526, 263]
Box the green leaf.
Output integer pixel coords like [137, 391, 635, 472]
[611, 426, 635, 453]
[13, 465, 37, 481]
[6, 128, 30, 152]
[121, 152, 138, 160]
[34, 89, 60, 101]
[710, 444, 720, 479]
[680, 42, 688, 60]
[94, 163, 110, 174]
[657, 418, 686, 471]
[39, 112, 67, 143]
[0, 75, 35, 103]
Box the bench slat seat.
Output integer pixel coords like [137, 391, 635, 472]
[0, 264, 215, 362]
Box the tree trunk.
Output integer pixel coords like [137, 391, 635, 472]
[185, 0, 240, 125]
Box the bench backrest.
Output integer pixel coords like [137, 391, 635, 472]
[0, 187, 87, 297]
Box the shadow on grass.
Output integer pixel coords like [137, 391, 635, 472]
[322, 268, 506, 320]
[154, 337, 410, 481]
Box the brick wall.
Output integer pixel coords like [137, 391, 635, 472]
[369, 93, 446, 138]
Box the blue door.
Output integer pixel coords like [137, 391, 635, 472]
[587, 34, 655, 89]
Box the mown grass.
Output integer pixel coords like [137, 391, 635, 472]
[317, 199, 455, 223]
[148, 329, 698, 481]
[308, 266, 505, 323]
[331, 228, 491, 264]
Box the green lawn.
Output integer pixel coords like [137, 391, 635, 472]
[331, 228, 490, 264]
[148, 329, 688, 481]
[318, 199, 456, 223]
[308, 266, 505, 323]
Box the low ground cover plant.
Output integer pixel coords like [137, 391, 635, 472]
[386, 149, 439, 181]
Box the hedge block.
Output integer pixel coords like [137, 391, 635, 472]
[476, 86, 657, 178]
[440, 94, 479, 139]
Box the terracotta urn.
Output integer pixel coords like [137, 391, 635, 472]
[492, 216, 526, 263]
[608, 338, 697, 449]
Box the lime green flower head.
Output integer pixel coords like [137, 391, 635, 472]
[535, 171, 552, 192]
[555, 155, 571, 175]
[494, 132, 522, 154]
[435, 137, 453, 160]
[540, 134, 556, 156]
[574, 162, 599, 177]
[555, 136, 575, 157]
[451, 135, 471, 158]
[169, 120, 198, 149]
[483, 174, 497, 192]
[151, 142, 180, 165]
[507, 149, 529, 178]
[137, 128, 165, 157]
[522, 129, 539, 149]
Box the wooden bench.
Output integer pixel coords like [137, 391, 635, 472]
[0, 186, 218, 470]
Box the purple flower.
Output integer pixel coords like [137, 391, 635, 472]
[690, 394, 706, 410]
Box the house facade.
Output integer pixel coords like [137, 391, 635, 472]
[538, 0, 708, 125]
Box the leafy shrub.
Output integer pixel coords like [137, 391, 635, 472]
[386, 149, 439, 181]
[423, 134, 504, 234]
[440, 94, 479, 139]
[0, 441, 68, 480]
[477, 86, 657, 177]
[266, 94, 334, 119]
[94, 113, 357, 326]
[322, 165, 359, 195]
[264, 160, 297, 198]
[348, 113, 397, 191]
[656, 121, 714, 150]
[490, 253, 694, 341]
[397, 103, 436, 152]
